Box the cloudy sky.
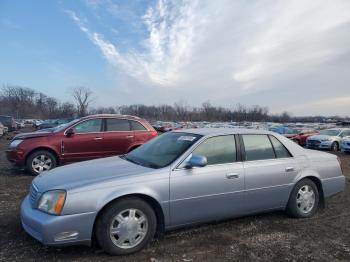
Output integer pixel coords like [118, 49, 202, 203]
[1, 0, 350, 116]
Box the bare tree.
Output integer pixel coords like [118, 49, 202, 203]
[71, 87, 94, 117]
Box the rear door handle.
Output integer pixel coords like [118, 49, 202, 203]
[94, 137, 103, 140]
[226, 173, 240, 179]
[126, 135, 134, 139]
[285, 167, 295, 172]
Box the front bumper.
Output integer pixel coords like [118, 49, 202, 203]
[21, 195, 96, 246]
[6, 148, 26, 166]
[306, 140, 332, 149]
[341, 143, 350, 153]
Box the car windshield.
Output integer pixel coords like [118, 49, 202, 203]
[52, 118, 80, 132]
[123, 132, 202, 169]
[319, 129, 341, 136]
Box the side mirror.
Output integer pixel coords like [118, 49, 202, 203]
[65, 128, 75, 137]
[299, 132, 304, 135]
[185, 155, 207, 168]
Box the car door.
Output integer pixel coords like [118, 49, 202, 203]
[102, 118, 134, 156]
[62, 118, 104, 163]
[169, 135, 245, 226]
[241, 134, 298, 213]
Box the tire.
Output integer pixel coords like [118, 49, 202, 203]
[331, 142, 339, 152]
[26, 150, 57, 176]
[95, 197, 157, 255]
[286, 179, 319, 218]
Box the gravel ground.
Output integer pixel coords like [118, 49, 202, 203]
[1, 128, 350, 261]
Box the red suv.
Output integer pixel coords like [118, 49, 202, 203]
[290, 128, 319, 146]
[6, 114, 157, 175]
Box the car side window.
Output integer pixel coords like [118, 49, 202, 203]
[242, 134, 275, 161]
[106, 119, 131, 131]
[269, 135, 292, 158]
[130, 121, 147, 131]
[191, 135, 236, 165]
[74, 119, 102, 133]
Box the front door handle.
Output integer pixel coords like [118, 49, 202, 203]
[226, 173, 240, 179]
[126, 135, 134, 139]
[94, 137, 103, 140]
[285, 167, 295, 172]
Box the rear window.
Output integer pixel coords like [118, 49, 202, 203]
[130, 121, 147, 131]
[269, 135, 292, 158]
[106, 119, 130, 131]
[242, 135, 275, 161]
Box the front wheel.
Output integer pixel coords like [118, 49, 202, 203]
[26, 150, 57, 175]
[331, 142, 339, 152]
[95, 197, 157, 255]
[286, 179, 319, 218]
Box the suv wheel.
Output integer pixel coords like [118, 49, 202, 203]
[331, 142, 339, 152]
[26, 150, 57, 175]
[95, 197, 156, 255]
[286, 179, 319, 218]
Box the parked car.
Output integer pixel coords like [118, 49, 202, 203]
[290, 129, 319, 146]
[20, 128, 345, 255]
[306, 128, 350, 151]
[0, 115, 17, 131]
[37, 119, 72, 130]
[6, 114, 157, 175]
[340, 136, 350, 153]
[269, 126, 297, 136]
[0, 122, 4, 137]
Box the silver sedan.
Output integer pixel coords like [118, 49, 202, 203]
[21, 129, 345, 255]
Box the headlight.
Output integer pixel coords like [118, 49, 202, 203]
[37, 190, 66, 215]
[9, 139, 23, 148]
[321, 138, 330, 141]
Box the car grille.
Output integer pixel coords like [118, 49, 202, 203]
[308, 140, 320, 146]
[29, 183, 39, 207]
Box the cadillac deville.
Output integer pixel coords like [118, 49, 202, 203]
[21, 129, 345, 255]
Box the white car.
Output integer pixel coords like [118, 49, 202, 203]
[306, 128, 350, 151]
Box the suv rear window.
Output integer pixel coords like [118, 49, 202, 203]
[106, 119, 130, 131]
[130, 121, 147, 131]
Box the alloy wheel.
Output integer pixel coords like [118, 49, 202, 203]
[296, 185, 315, 214]
[109, 208, 148, 249]
[31, 154, 52, 174]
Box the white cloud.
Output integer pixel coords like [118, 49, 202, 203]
[67, 0, 350, 116]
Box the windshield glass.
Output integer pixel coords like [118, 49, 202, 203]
[52, 118, 80, 132]
[319, 129, 340, 136]
[123, 132, 202, 169]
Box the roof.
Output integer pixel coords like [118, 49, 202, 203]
[175, 128, 273, 136]
[80, 114, 142, 120]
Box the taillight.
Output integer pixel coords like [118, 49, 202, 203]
[151, 131, 158, 137]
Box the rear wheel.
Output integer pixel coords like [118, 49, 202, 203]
[286, 179, 319, 218]
[95, 197, 156, 255]
[26, 150, 57, 175]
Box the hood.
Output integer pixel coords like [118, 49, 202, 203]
[307, 134, 335, 141]
[14, 131, 53, 140]
[33, 156, 153, 192]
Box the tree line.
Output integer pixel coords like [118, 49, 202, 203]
[0, 85, 346, 123]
